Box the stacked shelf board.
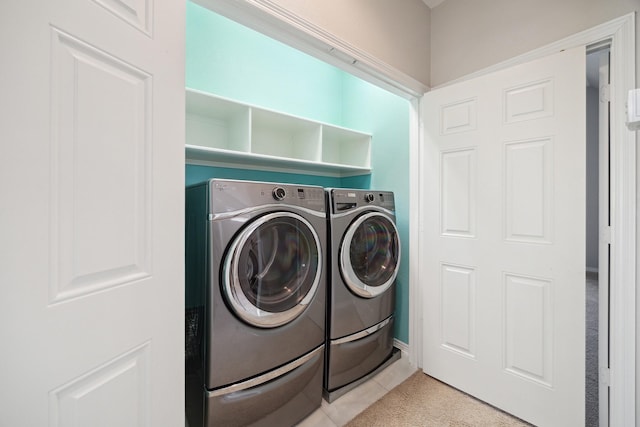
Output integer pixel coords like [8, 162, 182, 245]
[185, 88, 372, 176]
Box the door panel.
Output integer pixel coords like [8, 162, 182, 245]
[422, 47, 585, 427]
[50, 27, 152, 303]
[0, 1, 184, 425]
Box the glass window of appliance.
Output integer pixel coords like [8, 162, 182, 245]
[235, 215, 319, 313]
[348, 215, 399, 288]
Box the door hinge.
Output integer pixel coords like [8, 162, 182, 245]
[600, 84, 610, 103]
[599, 367, 611, 387]
[600, 225, 612, 244]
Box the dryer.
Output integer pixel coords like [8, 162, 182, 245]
[324, 188, 401, 396]
[185, 179, 326, 427]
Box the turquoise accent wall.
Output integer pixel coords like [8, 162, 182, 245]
[341, 75, 411, 343]
[187, 3, 344, 125]
[186, 2, 410, 343]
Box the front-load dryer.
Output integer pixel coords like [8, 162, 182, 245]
[185, 179, 326, 427]
[324, 188, 401, 396]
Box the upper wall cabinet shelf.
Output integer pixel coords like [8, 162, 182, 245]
[185, 88, 372, 176]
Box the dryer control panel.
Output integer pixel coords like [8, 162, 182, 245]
[329, 189, 395, 213]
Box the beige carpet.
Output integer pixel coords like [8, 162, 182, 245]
[346, 372, 531, 427]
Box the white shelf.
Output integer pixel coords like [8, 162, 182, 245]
[322, 125, 371, 168]
[185, 88, 371, 176]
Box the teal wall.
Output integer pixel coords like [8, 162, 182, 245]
[187, 3, 343, 125]
[186, 2, 411, 343]
[340, 75, 411, 344]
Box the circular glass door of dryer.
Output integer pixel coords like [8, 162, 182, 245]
[340, 212, 400, 298]
[223, 212, 322, 328]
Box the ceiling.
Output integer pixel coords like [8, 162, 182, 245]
[422, 0, 446, 9]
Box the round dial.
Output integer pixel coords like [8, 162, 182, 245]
[272, 187, 286, 201]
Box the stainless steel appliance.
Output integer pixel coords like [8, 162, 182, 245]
[324, 188, 401, 400]
[185, 179, 326, 427]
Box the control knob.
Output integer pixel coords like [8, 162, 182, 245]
[272, 187, 286, 201]
[364, 193, 375, 203]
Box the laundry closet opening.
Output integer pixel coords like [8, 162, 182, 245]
[183, 1, 412, 345]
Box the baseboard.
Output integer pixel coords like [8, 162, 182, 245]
[393, 338, 409, 359]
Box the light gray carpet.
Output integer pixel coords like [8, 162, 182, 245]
[585, 273, 599, 426]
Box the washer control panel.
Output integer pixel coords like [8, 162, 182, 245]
[207, 179, 325, 213]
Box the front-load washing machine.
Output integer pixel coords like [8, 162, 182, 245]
[185, 179, 326, 427]
[324, 188, 401, 398]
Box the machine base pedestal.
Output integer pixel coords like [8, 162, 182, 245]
[322, 346, 402, 403]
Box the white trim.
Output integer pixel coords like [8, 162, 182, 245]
[421, 0, 446, 10]
[607, 14, 636, 427]
[408, 97, 422, 368]
[424, 13, 636, 425]
[193, 0, 428, 99]
[393, 338, 410, 357]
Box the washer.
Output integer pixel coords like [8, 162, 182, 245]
[185, 179, 326, 427]
[324, 188, 401, 395]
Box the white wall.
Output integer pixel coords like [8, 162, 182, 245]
[270, 0, 431, 87]
[430, 0, 639, 86]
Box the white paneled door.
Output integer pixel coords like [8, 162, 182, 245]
[421, 47, 586, 426]
[0, 1, 184, 426]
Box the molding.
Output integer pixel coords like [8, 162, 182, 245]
[194, 0, 428, 99]
[393, 338, 410, 359]
[421, 0, 446, 9]
[408, 97, 423, 369]
[607, 13, 636, 427]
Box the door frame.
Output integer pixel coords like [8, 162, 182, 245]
[420, 13, 636, 426]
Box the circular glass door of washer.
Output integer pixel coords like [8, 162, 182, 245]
[223, 212, 322, 328]
[340, 212, 400, 298]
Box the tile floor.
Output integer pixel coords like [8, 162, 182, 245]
[297, 354, 417, 427]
